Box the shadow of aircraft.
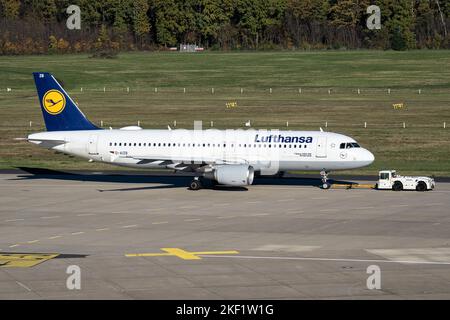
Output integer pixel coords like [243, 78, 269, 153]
[12, 167, 358, 192]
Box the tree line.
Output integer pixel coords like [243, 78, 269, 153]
[0, 0, 449, 55]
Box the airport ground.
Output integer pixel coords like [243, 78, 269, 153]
[1, 169, 449, 299]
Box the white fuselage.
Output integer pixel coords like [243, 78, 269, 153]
[28, 128, 375, 173]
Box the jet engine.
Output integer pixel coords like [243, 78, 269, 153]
[205, 165, 255, 186]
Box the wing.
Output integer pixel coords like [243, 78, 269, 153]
[116, 152, 248, 172]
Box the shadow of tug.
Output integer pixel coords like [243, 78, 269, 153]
[12, 167, 358, 192]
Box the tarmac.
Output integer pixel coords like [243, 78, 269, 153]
[0, 168, 449, 299]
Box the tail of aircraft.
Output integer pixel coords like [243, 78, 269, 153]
[33, 72, 99, 131]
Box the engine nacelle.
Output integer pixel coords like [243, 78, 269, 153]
[205, 165, 255, 186]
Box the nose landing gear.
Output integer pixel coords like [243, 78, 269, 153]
[320, 170, 331, 189]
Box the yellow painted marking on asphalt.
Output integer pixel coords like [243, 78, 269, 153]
[0, 253, 59, 268]
[48, 235, 62, 240]
[27, 240, 39, 244]
[152, 221, 168, 225]
[185, 218, 201, 222]
[126, 248, 239, 260]
[9, 244, 20, 248]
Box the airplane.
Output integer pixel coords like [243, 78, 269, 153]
[27, 72, 375, 190]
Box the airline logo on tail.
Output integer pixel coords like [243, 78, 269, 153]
[42, 89, 66, 115]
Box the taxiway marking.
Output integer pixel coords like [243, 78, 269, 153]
[199, 254, 450, 265]
[126, 248, 239, 260]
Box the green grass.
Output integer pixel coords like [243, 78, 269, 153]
[0, 51, 449, 176]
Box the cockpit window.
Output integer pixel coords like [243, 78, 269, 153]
[340, 142, 361, 149]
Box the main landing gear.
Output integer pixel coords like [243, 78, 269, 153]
[320, 170, 331, 189]
[189, 177, 202, 191]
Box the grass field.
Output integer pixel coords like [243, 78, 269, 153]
[0, 51, 449, 176]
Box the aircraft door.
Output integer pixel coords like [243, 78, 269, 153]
[88, 134, 99, 155]
[316, 136, 327, 158]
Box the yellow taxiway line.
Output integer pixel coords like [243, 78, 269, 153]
[125, 248, 239, 260]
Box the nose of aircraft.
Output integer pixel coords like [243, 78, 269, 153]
[362, 148, 375, 165]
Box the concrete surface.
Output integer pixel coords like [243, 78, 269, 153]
[0, 169, 449, 299]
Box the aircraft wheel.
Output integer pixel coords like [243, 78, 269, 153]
[322, 182, 331, 190]
[189, 179, 202, 191]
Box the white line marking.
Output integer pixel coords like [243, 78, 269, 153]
[27, 240, 39, 244]
[199, 254, 450, 265]
[48, 235, 62, 240]
[246, 201, 261, 204]
[213, 203, 230, 206]
[9, 244, 20, 248]
[96, 228, 109, 231]
[5, 219, 24, 222]
[217, 216, 235, 219]
[77, 213, 96, 217]
[16, 281, 32, 292]
[390, 204, 409, 208]
[178, 206, 197, 209]
[184, 218, 201, 222]
[152, 221, 168, 225]
[121, 225, 137, 228]
[249, 213, 269, 216]
[71, 231, 85, 235]
[40, 216, 60, 219]
[319, 208, 339, 212]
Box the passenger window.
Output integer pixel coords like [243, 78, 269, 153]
[340, 143, 345, 149]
